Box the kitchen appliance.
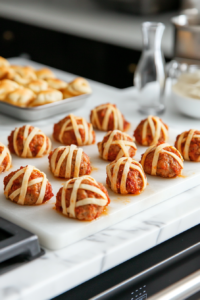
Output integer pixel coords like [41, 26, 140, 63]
[0, 217, 44, 275]
[92, 0, 180, 15]
[53, 224, 200, 300]
[172, 12, 200, 60]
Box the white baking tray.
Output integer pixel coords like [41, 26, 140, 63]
[0, 58, 90, 121]
[0, 125, 200, 250]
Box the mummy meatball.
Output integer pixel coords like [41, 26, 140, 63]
[8, 125, 51, 158]
[175, 129, 200, 162]
[56, 175, 110, 221]
[0, 143, 12, 174]
[98, 130, 137, 161]
[90, 103, 130, 132]
[141, 143, 183, 178]
[134, 115, 168, 146]
[53, 114, 95, 146]
[4, 165, 53, 205]
[49, 145, 91, 179]
[106, 157, 147, 195]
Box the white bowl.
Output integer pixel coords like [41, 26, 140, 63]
[172, 89, 200, 119]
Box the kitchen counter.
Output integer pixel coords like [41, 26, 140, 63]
[0, 0, 176, 57]
[0, 58, 200, 300]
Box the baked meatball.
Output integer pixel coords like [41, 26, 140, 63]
[49, 145, 91, 179]
[106, 157, 147, 195]
[90, 103, 130, 132]
[141, 143, 183, 178]
[0, 143, 12, 174]
[56, 175, 110, 221]
[134, 115, 168, 146]
[175, 129, 200, 162]
[4, 165, 53, 205]
[8, 125, 51, 158]
[53, 114, 95, 146]
[98, 130, 137, 161]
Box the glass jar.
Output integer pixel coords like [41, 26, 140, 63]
[134, 22, 166, 115]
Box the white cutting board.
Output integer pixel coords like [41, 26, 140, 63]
[0, 125, 199, 250]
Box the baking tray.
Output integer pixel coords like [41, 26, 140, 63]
[1, 126, 200, 250]
[0, 94, 90, 121]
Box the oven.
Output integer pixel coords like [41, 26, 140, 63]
[52, 224, 200, 300]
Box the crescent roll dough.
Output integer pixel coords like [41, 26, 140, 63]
[5, 88, 35, 107]
[29, 89, 63, 106]
[0, 79, 20, 101]
[35, 68, 55, 80]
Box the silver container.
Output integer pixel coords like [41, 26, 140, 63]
[172, 12, 200, 60]
[0, 94, 90, 121]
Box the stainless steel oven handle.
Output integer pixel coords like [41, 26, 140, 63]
[148, 270, 200, 300]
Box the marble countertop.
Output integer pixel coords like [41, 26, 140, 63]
[0, 0, 176, 57]
[0, 58, 200, 300]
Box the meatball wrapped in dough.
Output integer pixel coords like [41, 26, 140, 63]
[175, 129, 200, 162]
[134, 115, 168, 146]
[56, 175, 110, 221]
[106, 157, 147, 195]
[8, 125, 51, 158]
[141, 143, 183, 178]
[4, 165, 53, 205]
[49, 145, 91, 179]
[90, 103, 130, 132]
[0, 143, 12, 174]
[98, 130, 137, 161]
[53, 114, 95, 146]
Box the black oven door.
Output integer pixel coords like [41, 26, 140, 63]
[53, 225, 200, 300]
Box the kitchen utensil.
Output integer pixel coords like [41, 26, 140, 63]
[0, 58, 91, 121]
[1, 125, 200, 250]
[134, 22, 166, 115]
[0, 94, 90, 121]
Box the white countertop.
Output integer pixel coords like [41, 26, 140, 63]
[0, 0, 176, 57]
[0, 58, 200, 300]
